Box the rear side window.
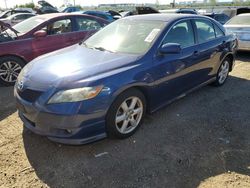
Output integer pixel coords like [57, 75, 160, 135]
[214, 24, 224, 38]
[195, 19, 216, 43]
[76, 18, 102, 31]
[163, 20, 195, 48]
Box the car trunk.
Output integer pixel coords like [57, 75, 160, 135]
[225, 25, 250, 41]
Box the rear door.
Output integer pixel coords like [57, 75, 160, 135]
[192, 18, 225, 83]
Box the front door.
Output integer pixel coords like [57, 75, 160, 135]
[152, 20, 200, 106]
[31, 18, 75, 59]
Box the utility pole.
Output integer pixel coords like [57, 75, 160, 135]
[4, 0, 7, 9]
[73, 0, 75, 6]
[172, 0, 175, 8]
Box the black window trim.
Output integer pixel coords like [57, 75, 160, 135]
[213, 22, 225, 38]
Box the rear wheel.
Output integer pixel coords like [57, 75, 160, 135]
[106, 89, 146, 139]
[213, 58, 230, 86]
[0, 56, 25, 86]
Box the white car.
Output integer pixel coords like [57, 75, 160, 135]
[224, 13, 250, 51]
[0, 13, 35, 26]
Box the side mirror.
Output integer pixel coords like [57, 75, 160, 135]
[33, 30, 47, 38]
[159, 43, 181, 54]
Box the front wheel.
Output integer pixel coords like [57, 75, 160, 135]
[106, 89, 146, 139]
[213, 58, 230, 86]
[0, 56, 25, 86]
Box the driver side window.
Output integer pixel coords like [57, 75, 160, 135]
[162, 20, 195, 48]
[46, 19, 72, 35]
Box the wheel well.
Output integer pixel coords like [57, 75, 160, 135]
[224, 54, 234, 71]
[127, 86, 151, 113]
[0, 55, 27, 64]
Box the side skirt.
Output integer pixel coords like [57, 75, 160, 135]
[150, 77, 216, 113]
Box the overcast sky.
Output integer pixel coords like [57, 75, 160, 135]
[0, 0, 173, 9]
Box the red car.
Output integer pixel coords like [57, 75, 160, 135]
[0, 13, 108, 86]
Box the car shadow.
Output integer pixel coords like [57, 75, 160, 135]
[22, 72, 250, 187]
[236, 51, 250, 62]
[0, 86, 17, 121]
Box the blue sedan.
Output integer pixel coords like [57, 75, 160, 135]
[15, 14, 237, 145]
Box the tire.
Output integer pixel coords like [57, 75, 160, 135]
[106, 88, 146, 139]
[212, 57, 231, 87]
[0, 56, 25, 86]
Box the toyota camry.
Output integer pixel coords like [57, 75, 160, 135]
[15, 14, 237, 145]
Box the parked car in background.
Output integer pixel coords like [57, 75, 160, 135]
[224, 13, 250, 51]
[15, 8, 35, 14]
[204, 13, 230, 25]
[0, 13, 35, 26]
[160, 8, 197, 14]
[222, 7, 250, 19]
[62, 6, 81, 13]
[15, 14, 237, 145]
[35, 0, 58, 14]
[0, 13, 108, 86]
[81, 11, 115, 22]
[0, 9, 32, 19]
[119, 11, 134, 17]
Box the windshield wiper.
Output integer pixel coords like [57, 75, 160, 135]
[93, 46, 114, 53]
[81, 43, 114, 53]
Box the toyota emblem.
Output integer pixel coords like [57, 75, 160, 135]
[17, 81, 24, 91]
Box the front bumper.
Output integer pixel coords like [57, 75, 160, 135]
[15, 89, 107, 145]
[238, 40, 250, 51]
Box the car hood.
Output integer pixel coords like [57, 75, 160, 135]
[20, 44, 141, 90]
[0, 20, 18, 34]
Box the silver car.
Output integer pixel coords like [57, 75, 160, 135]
[225, 13, 250, 51]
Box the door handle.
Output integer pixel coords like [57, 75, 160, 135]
[193, 51, 200, 56]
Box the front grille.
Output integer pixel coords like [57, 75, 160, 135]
[17, 89, 43, 103]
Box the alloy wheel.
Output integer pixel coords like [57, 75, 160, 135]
[218, 60, 229, 84]
[115, 96, 143, 134]
[0, 61, 22, 83]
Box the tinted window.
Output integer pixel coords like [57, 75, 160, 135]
[195, 19, 215, 43]
[163, 20, 195, 48]
[76, 18, 102, 31]
[214, 24, 224, 38]
[14, 15, 26, 20]
[47, 19, 72, 35]
[25, 14, 34, 19]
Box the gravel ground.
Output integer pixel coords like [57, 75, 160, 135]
[0, 52, 250, 188]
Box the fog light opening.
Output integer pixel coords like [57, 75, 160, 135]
[65, 129, 72, 134]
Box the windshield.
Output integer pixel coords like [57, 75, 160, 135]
[84, 19, 165, 54]
[0, 11, 6, 17]
[227, 15, 250, 25]
[0, 11, 10, 18]
[12, 16, 46, 34]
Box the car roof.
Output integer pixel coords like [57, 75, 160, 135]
[237, 13, 250, 16]
[34, 13, 72, 19]
[123, 13, 203, 22]
[33, 13, 99, 21]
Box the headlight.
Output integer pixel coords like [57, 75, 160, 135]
[48, 86, 103, 104]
